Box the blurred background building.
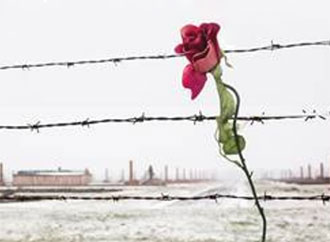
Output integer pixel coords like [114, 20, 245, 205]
[12, 167, 92, 186]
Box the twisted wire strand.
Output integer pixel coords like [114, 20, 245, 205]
[1, 193, 329, 203]
[0, 40, 329, 71]
[0, 112, 326, 132]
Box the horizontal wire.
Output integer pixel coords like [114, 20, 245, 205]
[1, 193, 329, 203]
[0, 111, 327, 132]
[0, 40, 329, 71]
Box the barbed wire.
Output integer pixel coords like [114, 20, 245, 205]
[0, 110, 327, 132]
[0, 40, 329, 71]
[1, 193, 329, 203]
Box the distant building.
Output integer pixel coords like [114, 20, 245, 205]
[13, 168, 92, 186]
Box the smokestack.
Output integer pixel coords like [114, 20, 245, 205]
[308, 164, 312, 179]
[164, 165, 168, 182]
[129, 160, 133, 183]
[320, 162, 324, 179]
[0, 163, 3, 185]
[300, 166, 304, 179]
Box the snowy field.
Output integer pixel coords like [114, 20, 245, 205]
[0, 181, 329, 242]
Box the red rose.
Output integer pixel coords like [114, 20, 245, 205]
[175, 23, 222, 99]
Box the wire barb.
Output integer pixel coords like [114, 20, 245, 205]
[81, 118, 90, 128]
[27, 121, 41, 133]
[133, 113, 146, 124]
[193, 111, 206, 124]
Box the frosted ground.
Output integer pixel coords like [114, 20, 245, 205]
[0, 181, 329, 242]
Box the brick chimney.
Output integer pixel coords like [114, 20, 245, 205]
[0, 163, 3, 185]
[307, 164, 312, 179]
[164, 165, 168, 182]
[320, 162, 324, 179]
[129, 160, 133, 183]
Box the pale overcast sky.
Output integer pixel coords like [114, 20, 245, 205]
[0, 0, 330, 181]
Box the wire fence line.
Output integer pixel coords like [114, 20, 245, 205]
[0, 40, 329, 71]
[0, 111, 327, 132]
[1, 193, 329, 203]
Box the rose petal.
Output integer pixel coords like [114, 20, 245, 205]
[180, 24, 206, 52]
[180, 25, 199, 40]
[174, 44, 184, 54]
[182, 64, 207, 100]
[200, 23, 220, 39]
[192, 40, 220, 73]
[185, 32, 206, 52]
[199, 23, 221, 61]
[175, 43, 200, 62]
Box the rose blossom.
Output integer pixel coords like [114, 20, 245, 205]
[175, 23, 222, 99]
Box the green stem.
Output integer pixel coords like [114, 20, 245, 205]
[212, 66, 267, 242]
[223, 82, 267, 242]
[223, 83, 267, 242]
[213, 65, 267, 241]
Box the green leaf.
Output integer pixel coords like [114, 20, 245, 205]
[218, 84, 236, 121]
[217, 119, 231, 143]
[223, 135, 246, 155]
[212, 65, 246, 159]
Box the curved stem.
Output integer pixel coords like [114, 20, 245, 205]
[214, 127, 243, 168]
[223, 83, 267, 242]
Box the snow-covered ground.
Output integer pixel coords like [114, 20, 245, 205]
[0, 181, 329, 242]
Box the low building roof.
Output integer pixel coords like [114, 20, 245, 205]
[16, 169, 90, 176]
